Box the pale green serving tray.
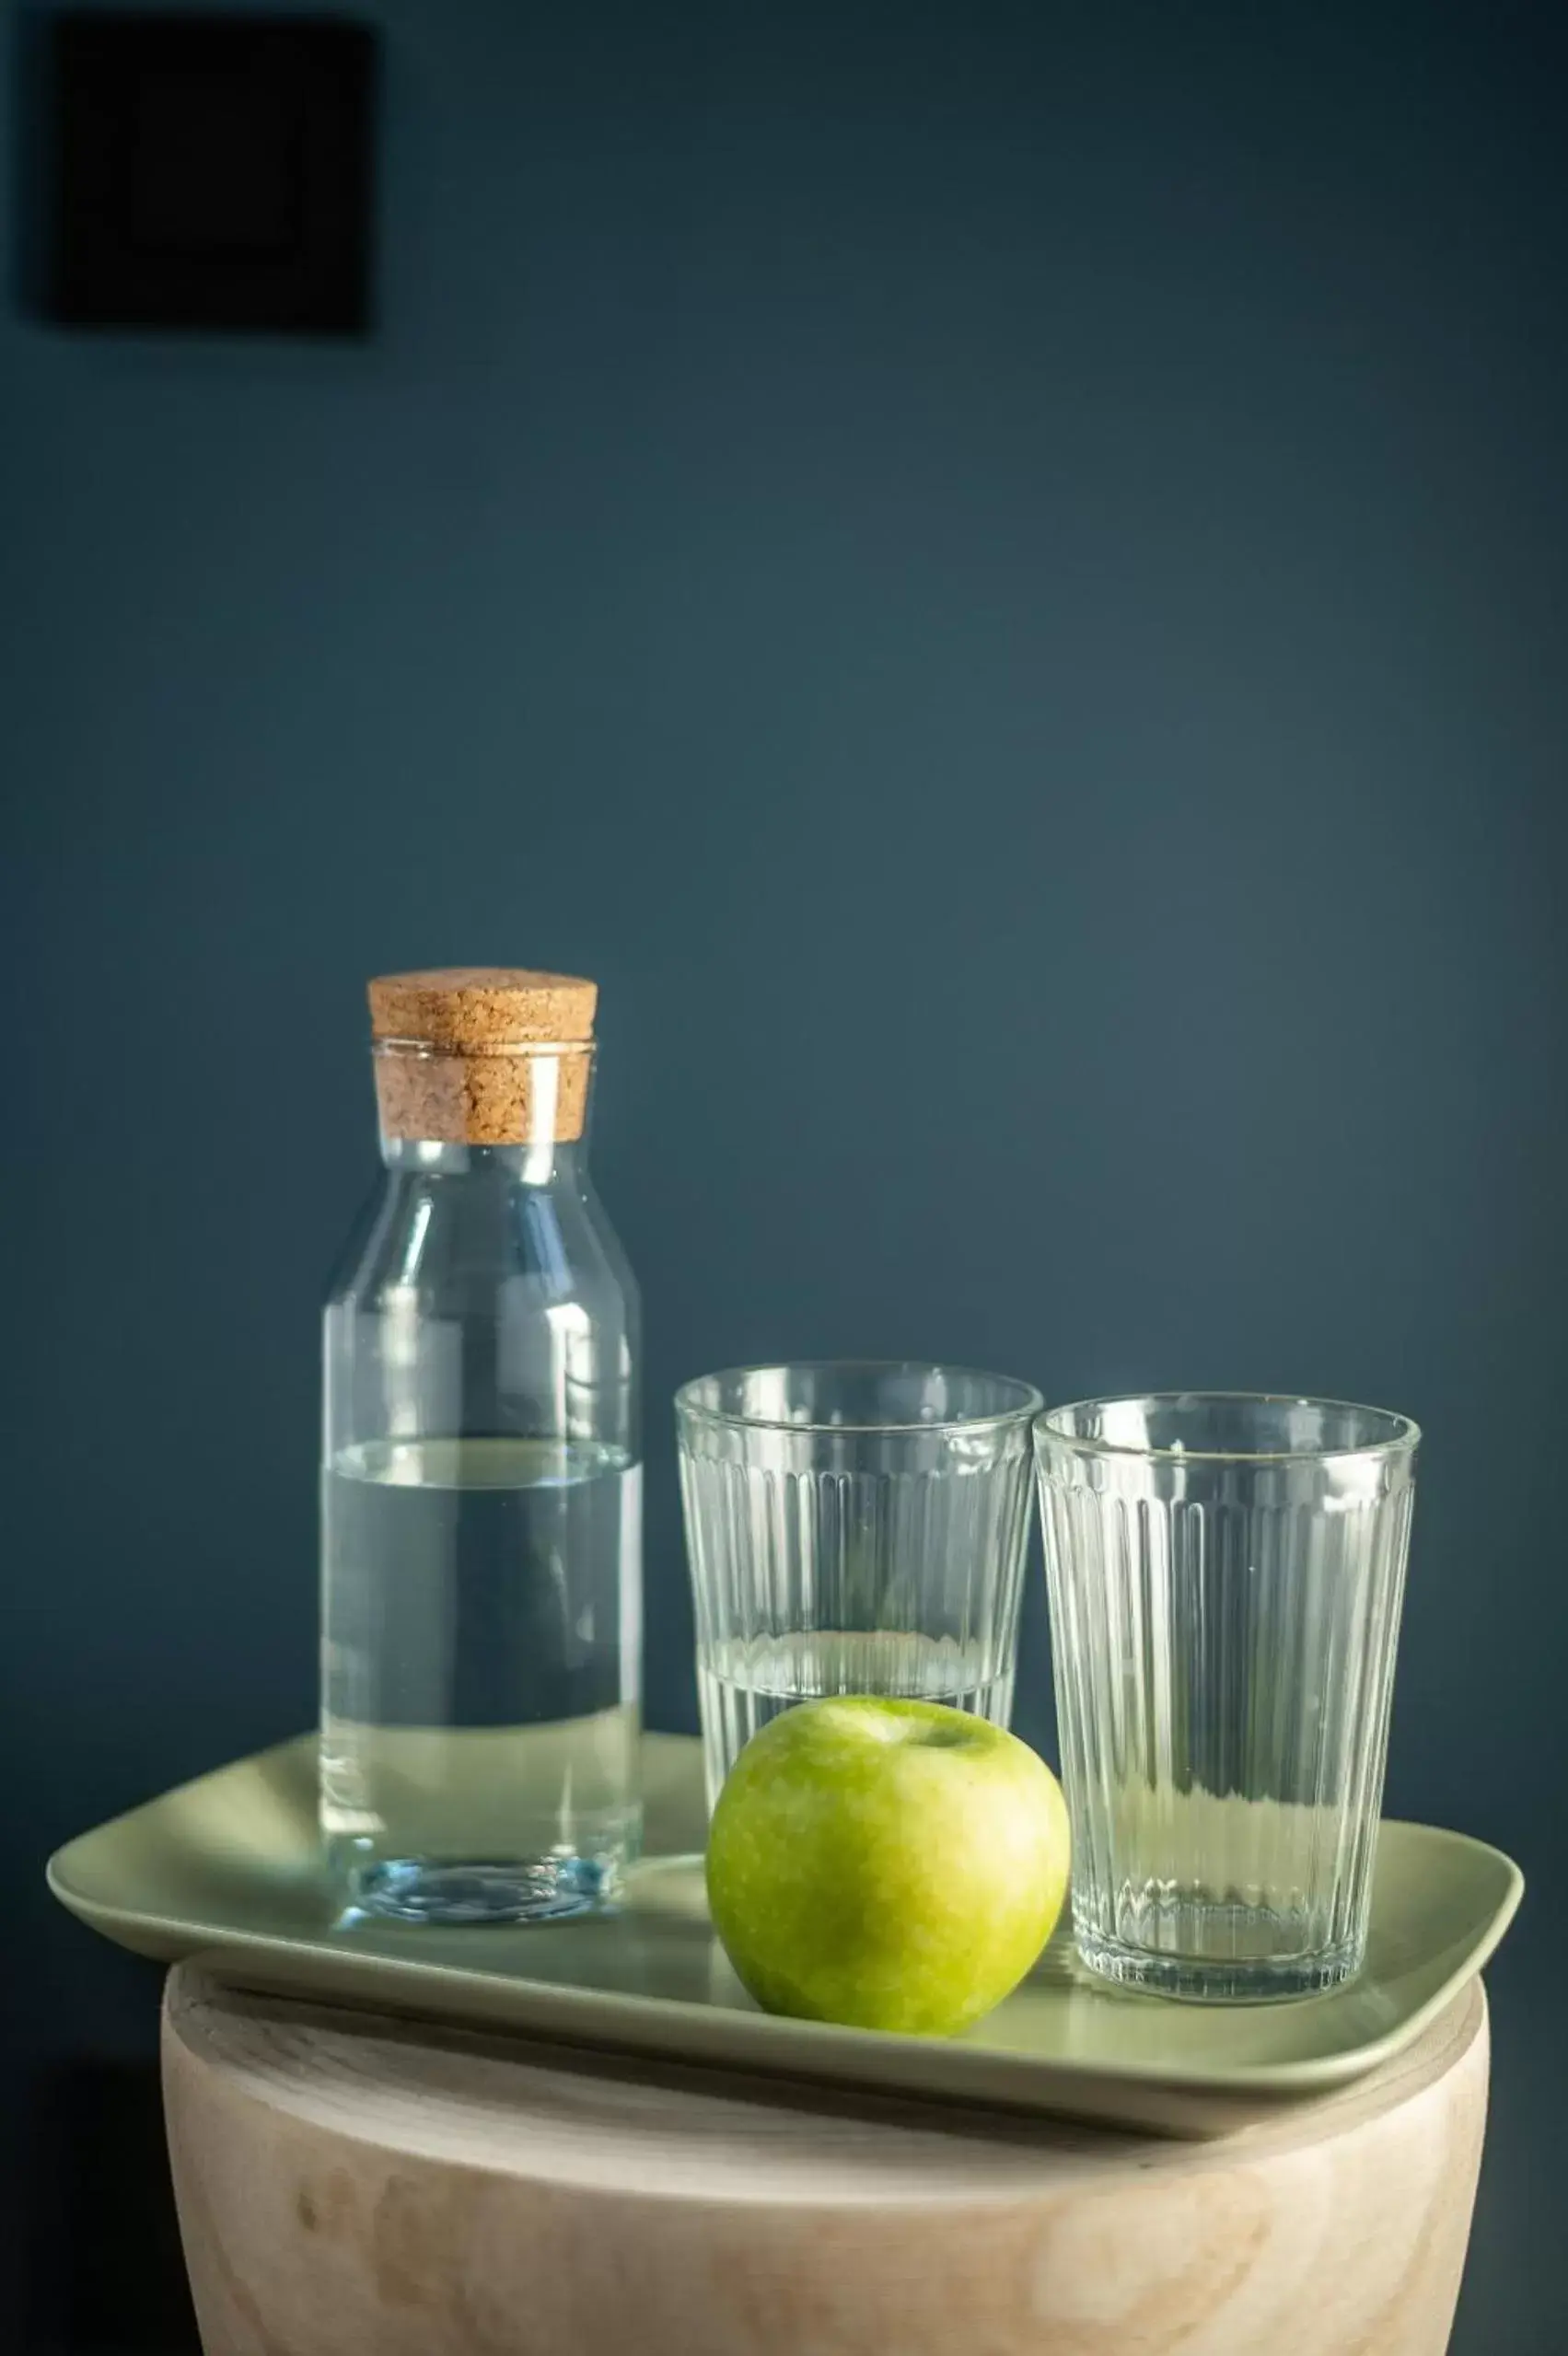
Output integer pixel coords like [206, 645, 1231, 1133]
[48, 1733, 1521, 2139]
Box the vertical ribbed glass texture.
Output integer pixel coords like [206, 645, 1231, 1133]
[677, 1363, 1042, 1812]
[1035, 1394, 1419, 2000]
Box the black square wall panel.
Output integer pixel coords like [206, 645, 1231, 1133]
[48, 13, 377, 335]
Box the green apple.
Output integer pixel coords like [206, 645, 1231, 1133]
[705, 1696, 1070, 2037]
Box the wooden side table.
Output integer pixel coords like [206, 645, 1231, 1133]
[162, 1962, 1488, 2355]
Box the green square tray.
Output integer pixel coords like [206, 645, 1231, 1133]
[48, 1732, 1521, 2138]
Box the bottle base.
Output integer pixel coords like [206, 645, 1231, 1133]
[347, 1853, 619, 1925]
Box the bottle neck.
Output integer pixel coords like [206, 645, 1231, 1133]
[378, 1134, 590, 1186]
[371, 1038, 596, 1176]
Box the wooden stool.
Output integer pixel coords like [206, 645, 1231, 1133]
[162, 1962, 1489, 2356]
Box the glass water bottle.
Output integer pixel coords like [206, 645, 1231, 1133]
[319, 968, 641, 1922]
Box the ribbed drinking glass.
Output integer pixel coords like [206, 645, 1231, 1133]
[1036, 1393, 1419, 2000]
[678, 1362, 1042, 1811]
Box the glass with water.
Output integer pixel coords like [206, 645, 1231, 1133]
[319, 969, 640, 1923]
[677, 1362, 1041, 1811]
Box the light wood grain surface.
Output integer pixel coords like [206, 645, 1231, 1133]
[163, 1963, 1489, 2355]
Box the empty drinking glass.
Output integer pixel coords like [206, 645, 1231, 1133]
[1035, 1393, 1419, 2001]
[677, 1362, 1042, 1811]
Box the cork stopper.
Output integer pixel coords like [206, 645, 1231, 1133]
[367, 968, 598, 1146]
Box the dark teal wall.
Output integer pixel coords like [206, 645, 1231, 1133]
[4, 3, 1565, 2346]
